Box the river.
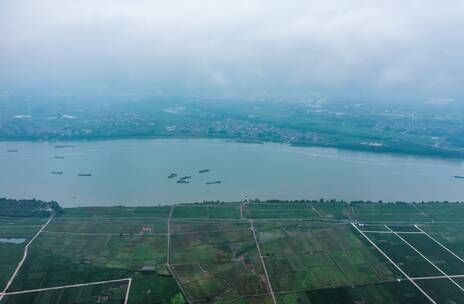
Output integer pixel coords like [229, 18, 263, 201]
[1, 139, 463, 206]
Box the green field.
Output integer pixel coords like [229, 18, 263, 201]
[0, 225, 41, 289]
[2, 200, 464, 303]
[2, 280, 128, 304]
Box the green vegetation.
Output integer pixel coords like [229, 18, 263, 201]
[255, 222, 398, 291]
[275, 281, 430, 304]
[0, 198, 62, 218]
[2, 281, 128, 304]
[416, 279, 464, 304]
[0, 225, 41, 288]
[421, 225, 464, 258]
[46, 219, 168, 234]
[2, 199, 464, 303]
[61, 206, 171, 219]
[365, 233, 441, 277]
[3, 98, 464, 159]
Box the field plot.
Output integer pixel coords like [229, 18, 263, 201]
[0, 224, 41, 289]
[0, 226, 40, 239]
[172, 261, 269, 303]
[170, 221, 270, 302]
[5, 220, 183, 304]
[62, 206, 171, 218]
[2, 280, 128, 304]
[254, 222, 398, 293]
[352, 203, 429, 223]
[244, 202, 321, 220]
[399, 232, 464, 276]
[353, 221, 464, 303]
[0, 219, 47, 226]
[357, 224, 390, 232]
[416, 278, 464, 304]
[420, 224, 464, 258]
[3, 202, 464, 304]
[170, 221, 257, 264]
[384, 225, 421, 233]
[363, 232, 441, 277]
[46, 219, 167, 235]
[174, 204, 241, 220]
[310, 202, 351, 220]
[416, 203, 464, 222]
[276, 281, 430, 304]
[205, 205, 241, 219]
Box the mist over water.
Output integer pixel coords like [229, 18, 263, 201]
[1, 139, 463, 207]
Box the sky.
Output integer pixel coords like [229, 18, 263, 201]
[1, 0, 464, 102]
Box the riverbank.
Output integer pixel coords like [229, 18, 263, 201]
[1, 134, 463, 160]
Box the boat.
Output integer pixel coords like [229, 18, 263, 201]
[54, 145, 74, 148]
[180, 176, 192, 180]
[54, 156, 65, 159]
[6, 149, 18, 153]
[51, 171, 63, 175]
[177, 180, 189, 184]
[78, 173, 92, 177]
[168, 173, 178, 178]
[199, 169, 210, 173]
[455, 176, 464, 179]
[206, 181, 222, 185]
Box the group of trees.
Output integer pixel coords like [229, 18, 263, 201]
[0, 197, 63, 218]
[195, 199, 464, 205]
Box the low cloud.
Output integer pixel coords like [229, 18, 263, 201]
[0, 0, 463, 101]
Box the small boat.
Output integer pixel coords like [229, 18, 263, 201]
[180, 176, 192, 180]
[168, 173, 178, 178]
[177, 180, 189, 184]
[54, 156, 65, 159]
[199, 169, 210, 173]
[54, 145, 74, 148]
[455, 176, 464, 179]
[6, 149, 18, 153]
[78, 173, 92, 177]
[206, 181, 222, 185]
[51, 171, 63, 175]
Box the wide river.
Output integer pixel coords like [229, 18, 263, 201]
[1, 139, 463, 207]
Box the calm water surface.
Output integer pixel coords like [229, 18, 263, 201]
[1, 139, 463, 207]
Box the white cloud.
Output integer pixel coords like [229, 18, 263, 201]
[0, 0, 463, 100]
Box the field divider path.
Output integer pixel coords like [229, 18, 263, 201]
[385, 225, 464, 292]
[2, 278, 131, 296]
[249, 220, 277, 304]
[308, 202, 324, 219]
[0, 214, 54, 302]
[166, 206, 193, 303]
[351, 223, 437, 304]
[172, 227, 251, 235]
[124, 278, 132, 304]
[363, 231, 425, 234]
[415, 225, 464, 264]
[167, 205, 175, 266]
[0, 225, 44, 228]
[42, 231, 168, 236]
[412, 204, 428, 217]
[45, 216, 464, 225]
[412, 274, 464, 280]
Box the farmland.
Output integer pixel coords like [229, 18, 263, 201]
[2, 200, 464, 303]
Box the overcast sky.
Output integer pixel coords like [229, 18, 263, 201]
[1, 0, 464, 102]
